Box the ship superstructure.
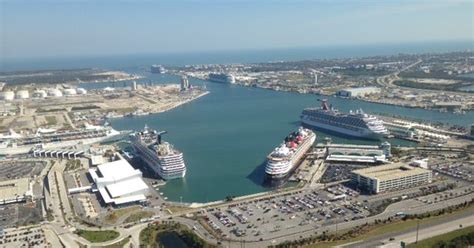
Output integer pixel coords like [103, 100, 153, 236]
[0, 124, 125, 155]
[301, 99, 389, 140]
[151, 65, 167, 74]
[208, 73, 236, 84]
[265, 127, 316, 179]
[130, 125, 186, 180]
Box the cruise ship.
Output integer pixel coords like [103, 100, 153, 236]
[151, 65, 167, 74]
[0, 124, 126, 155]
[265, 127, 316, 179]
[301, 99, 389, 140]
[208, 73, 236, 84]
[130, 125, 186, 180]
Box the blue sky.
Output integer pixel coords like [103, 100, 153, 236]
[1, 0, 473, 59]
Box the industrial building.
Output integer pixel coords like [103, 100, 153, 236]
[336, 87, 381, 98]
[88, 159, 149, 206]
[324, 142, 391, 164]
[0, 178, 32, 205]
[351, 163, 432, 194]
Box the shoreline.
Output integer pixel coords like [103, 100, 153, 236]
[182, 73, 473, 114]
[107, 90, 210, 119]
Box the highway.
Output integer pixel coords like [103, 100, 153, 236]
[342, 208, 474, 248]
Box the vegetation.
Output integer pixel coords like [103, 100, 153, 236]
[408, 225, 474, 248]
[123, 211, 154, 223]
[104, 206, 140, 224]
[140, 222, 216, 248]
[71, 105, 100, 111]
[164, 205, 192, 214]
[393, 79, 471, 92]
[65, 159, 82, 171]
[45, 115, 58, 126]
[74, 229, 120, 243]
[103, 237, 131, 248]
[399, 70, 474, 82]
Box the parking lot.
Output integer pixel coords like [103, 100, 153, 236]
[0, 161, 46, 180]
[203, 185, 370, 240]
[432, 162, 473, 182]
[0, 226, 47, 247]
[320, 163, 368, 183]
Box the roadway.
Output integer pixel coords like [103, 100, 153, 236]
[342, 208, 474, 248]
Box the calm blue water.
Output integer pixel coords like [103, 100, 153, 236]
[4, 42, 474, 203]
[102, 73, 474, 203]
[2, 40, 473, 72]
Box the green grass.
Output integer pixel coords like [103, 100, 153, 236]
[45, 115, 58, 125]
[75, 229, 120, 243]
[100, 237, 130, 248]
[124, 211, 154, 223]
[104, 206, 140, 224]
[408, 225, 474, 248]
[306, 205, 474, 248]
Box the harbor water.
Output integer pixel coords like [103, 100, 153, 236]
[105, 73, 474, 203]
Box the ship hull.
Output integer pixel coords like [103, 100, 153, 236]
[301, 118, 383, 140]
[131, 142, 186, 180]
[264, 132, 316, 181]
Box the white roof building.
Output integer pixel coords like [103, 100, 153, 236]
[88, 159, 149, 206]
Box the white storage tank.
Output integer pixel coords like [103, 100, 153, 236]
[48, 89, 63, 97]
[76, 88, 87, 95]
[32, 90, 47, 98]
[0, 91, 15, 101]
[15, 90, 30, 99]
[63, 88, 77, 96]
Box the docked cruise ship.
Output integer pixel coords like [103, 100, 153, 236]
[208, 73, 236, 84]
[0, 124, 126, 155]
[130, 125, 186, 180]
[151, 65, 167, 74]
[301, 99, 389, 140]
[265, 127, 316, 179]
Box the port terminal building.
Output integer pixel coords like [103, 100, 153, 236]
[323, 142, 391, 164]
[336, 87, 381, 98]
[88, 159, 149, 206]
[351, 163, 432, 194]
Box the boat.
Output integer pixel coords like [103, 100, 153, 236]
[208, 73, 236, 84]
[265, 127, 316, 179]
[130, 125, 186, 180]
[151, 65, 167, 74]
[0, 125, 127, 155]
[300, 99, 389, 140]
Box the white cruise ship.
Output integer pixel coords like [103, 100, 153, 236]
[208, 73, 236, 84]
[265, 127, 316, 179]
[0, 124, 126, 155]
[301, 99, 389, 140]
[130, 125, 186, 180]
[151, 65, 167, 74]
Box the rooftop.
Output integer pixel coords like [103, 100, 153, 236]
[353, 163, 431, 181]
[96, 159, 141, 182]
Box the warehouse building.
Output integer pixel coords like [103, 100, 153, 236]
[88, 159, 149, 206]
[337, 87, 381, 98]
[351, 163, 432, 194]
[325, 142, 391, 164]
